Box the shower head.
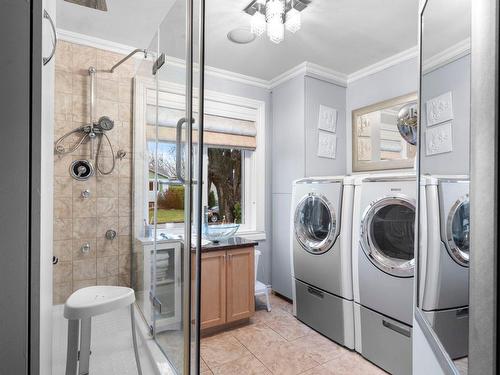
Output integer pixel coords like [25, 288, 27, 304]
[64, 0, 108, 12]
[96, 116, 114, 131]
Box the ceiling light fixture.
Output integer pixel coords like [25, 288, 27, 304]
[244, 0, 310, 44]
[250, 11, 266, 36]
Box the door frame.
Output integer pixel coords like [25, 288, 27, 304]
[469, 0, 499, 373]
[415, 1, 499, 374]
[0, 0, 43, 374]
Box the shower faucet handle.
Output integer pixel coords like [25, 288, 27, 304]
[81, 243, 91, 254]
[105, 229, 117, 240]
[81, 189, 91, 199]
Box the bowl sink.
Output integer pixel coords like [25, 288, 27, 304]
[203, 223, 240, 242]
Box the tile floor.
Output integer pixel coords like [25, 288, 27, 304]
[200, 293, 387, 375]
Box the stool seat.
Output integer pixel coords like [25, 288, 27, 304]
[63, 286, 141, 375]
[64, 286, 135, 320]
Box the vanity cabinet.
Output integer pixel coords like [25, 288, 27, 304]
[199, 250, 226, 329]
[197, 246, 255, 330]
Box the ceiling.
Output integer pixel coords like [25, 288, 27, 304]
[422, 0, 471, 59]
[56, 0, 176, 49]
[58, 0, 465, 81]
[204, 0, 419, 79]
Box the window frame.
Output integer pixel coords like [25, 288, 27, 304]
[134, 78, 266, 240]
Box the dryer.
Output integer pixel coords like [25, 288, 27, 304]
[352, 173, 416, 375]
[420, 175, 469, 359]
[291, 176, 355, 349]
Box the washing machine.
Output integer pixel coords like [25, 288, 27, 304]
[420, 175, 469, 359]
[290, 176, 355, 349]
[352, 173, 416, 375]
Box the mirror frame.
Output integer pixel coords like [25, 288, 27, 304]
[352, 92, 418, 172]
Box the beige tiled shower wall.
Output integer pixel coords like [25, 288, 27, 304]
[52, 41, 135, 304]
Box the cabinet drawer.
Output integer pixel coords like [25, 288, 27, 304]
[359, 305, 412, 375]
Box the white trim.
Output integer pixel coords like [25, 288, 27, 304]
[268, 62, 308, 88]
[134, 77, 267, 238]
[422, 38, 471, 74]
[238, 231, 267, 241]
[268, 61, 348, 88]
[347, 46, 419, 84]
[57, 28, 140, 56]
[305, 62, 348, 87]
[58, 29, 468, 93]
[166, 55, 271, 89]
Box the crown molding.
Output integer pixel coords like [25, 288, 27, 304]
[305, 62, 348, 87]
[347, 45, 419, 84]
[268, 61, 348, 89]
[58, 28, 271, 89]
[166, 56, 270, 89]
[55, 29, 469, 93]
[57, 28, 139, 56]
[422, 38, 471, 74]
[268, 62, 307, 88]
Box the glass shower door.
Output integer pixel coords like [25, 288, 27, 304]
[133, 0, 204, 373]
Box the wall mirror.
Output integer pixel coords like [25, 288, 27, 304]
[352, 93, 417, 172]
[417, 0, 471, 373]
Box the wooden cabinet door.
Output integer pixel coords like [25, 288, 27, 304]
[226, 247, 255, 322]
[200, 250, 226, 329]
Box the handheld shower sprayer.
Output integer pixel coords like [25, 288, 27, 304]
[54, 48, 148, 179]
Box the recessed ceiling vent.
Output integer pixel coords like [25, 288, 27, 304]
[64, 0, 108, 12]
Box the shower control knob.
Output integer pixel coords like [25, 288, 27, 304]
[81, 189, 91, 199]
[105, 229, 117, 240]
[81, 243, 91, 254]
[77, 166, 87, 177]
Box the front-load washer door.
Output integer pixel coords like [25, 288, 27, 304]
[446, 195, 470, 267]
[294, 193, 338, 255]
[361, 196, 415, 278]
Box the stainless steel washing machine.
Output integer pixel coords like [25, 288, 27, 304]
[291, 176, 355, 349]
[420, 175, 469, 359]
[352, 173, 416, 375]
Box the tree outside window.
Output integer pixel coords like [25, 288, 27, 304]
[207, 148, 243, 224]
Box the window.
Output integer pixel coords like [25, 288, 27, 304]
[148, 141, 185, 224]
[207, 148, 243, 224]
[148, 142, 256, 231]
[135, 78, 266, 240]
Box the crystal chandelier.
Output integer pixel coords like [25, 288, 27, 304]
[245, 0, 308, 44]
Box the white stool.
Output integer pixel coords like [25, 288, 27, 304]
[64, 286, 142, 375]
[254, 250, 271, 312]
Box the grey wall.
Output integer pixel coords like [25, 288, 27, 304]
[271, 75, 305, 298]
[421, 55, 471, 175]
[0, 0, 33, 373]
[271, 75, 306, 194]
[270, 75, 347, 298]
[346, 57, 419, 174]
[305, 76, 347, 177]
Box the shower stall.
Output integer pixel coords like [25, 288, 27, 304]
[48, 0, 206, 373]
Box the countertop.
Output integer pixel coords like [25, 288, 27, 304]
[136, 234, 257, 252]
[197, 237, 258, 252]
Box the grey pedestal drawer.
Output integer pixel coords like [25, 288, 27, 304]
[424, 307, 469, 360]
[358, 304, 412, 375]
[295, 279, 347, 346]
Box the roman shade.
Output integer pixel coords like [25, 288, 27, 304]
[145, 89, 257, 150]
